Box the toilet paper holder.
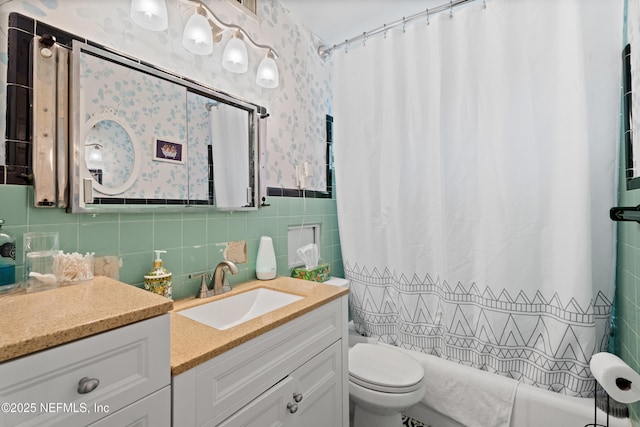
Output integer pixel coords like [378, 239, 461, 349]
[584, 379, 611, 427]
[584, 378, 632, 427]
[586, 352, 639, 427]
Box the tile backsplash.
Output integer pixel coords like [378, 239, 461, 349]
[0, 184, 343, 300]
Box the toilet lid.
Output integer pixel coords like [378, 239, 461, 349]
[349, 343, 424, 393]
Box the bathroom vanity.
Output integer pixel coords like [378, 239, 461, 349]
[171, 277, 349, 427]
[0, 277, 173, 426]
[0, 276, 348, 427]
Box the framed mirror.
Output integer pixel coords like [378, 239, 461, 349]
[83, 115, 141, 195]
[69, 41, 265, 212]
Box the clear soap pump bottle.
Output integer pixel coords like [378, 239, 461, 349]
[144, 250, 172, 298]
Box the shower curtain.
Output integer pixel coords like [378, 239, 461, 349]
[208, 103, 249, 209]
[334, 0, 622, 397]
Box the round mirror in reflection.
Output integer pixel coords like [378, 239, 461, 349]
[83, 116, 141, 196]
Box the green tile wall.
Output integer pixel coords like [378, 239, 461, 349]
[0, 184, 343, 300]
[616, 185, 640, 425]
[616, 79, 640, 425]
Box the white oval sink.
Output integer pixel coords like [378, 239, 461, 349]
[177, 288, 303, 330]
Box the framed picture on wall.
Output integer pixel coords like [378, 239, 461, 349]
[153, 138, 185, 164]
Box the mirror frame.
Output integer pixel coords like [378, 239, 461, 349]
[69, 41, 265, 213]
[82, 114, 142, 196]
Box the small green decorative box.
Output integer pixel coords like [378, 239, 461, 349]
[291, 263, 330, 283]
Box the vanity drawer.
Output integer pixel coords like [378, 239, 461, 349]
[0, 314, 169, 427]
[173, 298, 343, 427]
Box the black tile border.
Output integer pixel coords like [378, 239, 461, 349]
[7, 28, 33, 86]
[326, 114, 334, 197]
[8, 13, 34, 32]
[266, 187, 331, 199]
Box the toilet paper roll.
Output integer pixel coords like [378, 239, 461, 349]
[590, 352, 640, 403]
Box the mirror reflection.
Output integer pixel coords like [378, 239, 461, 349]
[187, 92, 252, 209]
[70, 41, 263, 212]
[84, 119, 135, 189]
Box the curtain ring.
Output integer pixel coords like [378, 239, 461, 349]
[449, 1, 454, 18]
[362, 32, 367, 47]
[402, 17, 406, 33]
[344, 40, 349, 53]
[383, 23, 388, 39]
[426, 9, 430, 25]
[483, 0, 487, 9]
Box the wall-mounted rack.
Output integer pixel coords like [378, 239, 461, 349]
[610, 205, 640, 223]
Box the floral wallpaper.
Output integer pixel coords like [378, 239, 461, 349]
[81, 51, 189, 199]
[187, 92, 215, 201]
[0, 0, 332, 191]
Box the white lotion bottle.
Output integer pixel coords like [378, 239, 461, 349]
[256, 236, 277, 280]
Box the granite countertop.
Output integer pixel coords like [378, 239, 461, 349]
[0, 275, 347, 377]
[170, 276, 348, 376]
[0, 276, 173, 363]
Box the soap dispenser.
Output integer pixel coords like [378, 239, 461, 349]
[144, 250, 172, 298]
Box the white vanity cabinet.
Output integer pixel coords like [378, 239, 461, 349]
[0, 314, 170, 427]
[172, 296, 348, 427]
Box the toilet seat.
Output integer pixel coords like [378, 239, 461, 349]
[349, 343, 424, 393]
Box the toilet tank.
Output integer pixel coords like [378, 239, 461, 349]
[323, 277, 350, 288]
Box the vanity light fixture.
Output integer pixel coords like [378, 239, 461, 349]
[182, 6, 215, 55]
[130, 0, 280, 88]
[85, 143, 103, 164]
[130, 0, 169, 31]
[222, 30, 249, 73]
[256, 49, 279, 88]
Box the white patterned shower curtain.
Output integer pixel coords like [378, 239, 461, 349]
[333, 0, 622, 397]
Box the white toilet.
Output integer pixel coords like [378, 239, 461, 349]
[323, 278, 426, 427]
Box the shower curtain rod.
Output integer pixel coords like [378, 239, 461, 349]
[317, 0, 478, 59]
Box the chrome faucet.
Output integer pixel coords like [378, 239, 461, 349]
[189, 260, 239, 299]
[212, 260, 239, 295]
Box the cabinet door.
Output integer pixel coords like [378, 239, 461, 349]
[0, 315, 169, 427]
[87, 386, 170, 427]
[290, 341, 344, 427]
[173, 299, 342, 427]
[216, 377, 295, 427]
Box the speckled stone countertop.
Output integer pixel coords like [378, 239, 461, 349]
[0, 276, 173, 363]
[170, 276, 348, 376]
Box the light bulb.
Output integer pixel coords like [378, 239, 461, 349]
[130, 0, 168, 31]
[182, 12, 213, 55]
[256, 51, 279, 88]
[85, 144, 103, 169]
[222, 32, 248, 74]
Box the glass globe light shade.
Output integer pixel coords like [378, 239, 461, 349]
[85, 145, 103, 169]
[182, 12, 214, 55]
[130, 0, 168, 31]
[222, 33, 249, 73]
[256, 53, 279, 88]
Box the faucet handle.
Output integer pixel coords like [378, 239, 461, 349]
[189, 272, 211, 298]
